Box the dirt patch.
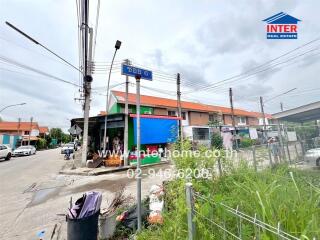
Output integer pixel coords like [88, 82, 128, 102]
[66, 177, 136, 194]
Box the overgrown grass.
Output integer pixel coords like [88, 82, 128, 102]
[137, 143, 320, 240]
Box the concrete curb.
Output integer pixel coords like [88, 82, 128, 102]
[59, 161, 170, 176]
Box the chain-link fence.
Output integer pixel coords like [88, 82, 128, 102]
[219, 138, 320, 174]
[185, 183, 318, 240]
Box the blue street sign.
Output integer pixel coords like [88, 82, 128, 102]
[121, 64, 153, 81]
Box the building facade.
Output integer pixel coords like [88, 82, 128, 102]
[106, 91, 275, 146]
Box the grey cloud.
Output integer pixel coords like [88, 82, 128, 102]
[233, 83, 273, 102]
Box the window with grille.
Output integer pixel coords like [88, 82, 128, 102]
[193, 128, 209, 140]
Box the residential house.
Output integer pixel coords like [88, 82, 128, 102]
[39, 126, 49, 138]
[0, 121, 41, 148]
[108, 91, 274, 145]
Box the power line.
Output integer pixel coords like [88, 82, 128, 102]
[92, 0, 100, 60]
[183, 38, 320, 93]
[0, 55, 80, 87]
[5, 21, 82, 74]
[185, 46, 320, 94]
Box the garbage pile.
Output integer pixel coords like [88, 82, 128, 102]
[147, 184, 164, 224]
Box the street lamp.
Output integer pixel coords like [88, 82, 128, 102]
[102, 40, 122, 153]
[0, 103, 26, 113]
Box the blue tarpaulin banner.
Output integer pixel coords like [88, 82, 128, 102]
[133, 117, 178, 144]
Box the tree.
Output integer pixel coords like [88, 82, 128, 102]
[49, 128, 71, 144]
[50, 128, 63, 141]
[37, 138, 47, 149]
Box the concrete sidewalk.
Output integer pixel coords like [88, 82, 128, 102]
[59, 161, 170, 176]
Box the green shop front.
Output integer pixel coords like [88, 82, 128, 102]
[71, 113, 179, 165]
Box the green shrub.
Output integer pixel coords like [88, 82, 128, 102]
[211, 132, 223, 149]
[239, 137, 254, 148]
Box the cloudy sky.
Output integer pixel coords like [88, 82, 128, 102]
[0, 0, 319, 130]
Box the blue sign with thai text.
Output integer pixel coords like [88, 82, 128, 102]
[121, 64, 153, 81]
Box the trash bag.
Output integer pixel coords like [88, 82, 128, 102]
[116, 202, 148, 231]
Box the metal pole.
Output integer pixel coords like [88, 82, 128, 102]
[229, 88, 238, 149]
[102, 48, 119, 153]
[177, 73, 183, 141]
[186, 182, 195, 240]
[135, 75, 142, 231]
[280, 102, 284, 112]
[260, 96, 267, 142]
[124, 59, 130, 166]
[28, 117, 33, 146]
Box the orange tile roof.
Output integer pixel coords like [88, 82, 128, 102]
[39, 126, 49, 134]
[111, 90, 272, 118]
[0, 122, 39, 132]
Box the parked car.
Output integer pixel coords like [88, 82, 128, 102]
[68, 142, 77, 151]
[13, 145, 36, 156]
[61, 144, 75, 154]
[0, 144, 12, 160]
[304, 148, 320, 166]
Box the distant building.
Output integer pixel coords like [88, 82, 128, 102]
[0, 121, 49, 148]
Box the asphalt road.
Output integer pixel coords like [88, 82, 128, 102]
[0, 148, 171, 240]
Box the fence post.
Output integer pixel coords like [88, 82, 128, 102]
[300, 140, 305, 162]
[252, 146, 257, 172]
[294, 143, 299, 166]
[217, 158, 223, 177]
[286, 142, 292, 164]
[267, 144, 273, 167]
[186, 182, 195, 240]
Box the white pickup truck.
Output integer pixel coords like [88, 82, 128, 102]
[0, 144, 12, 160]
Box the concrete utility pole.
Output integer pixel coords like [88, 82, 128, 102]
[124, 59, 130, 166]
[260, 96, 267, 140]
[135, 74, 142, 232]
[229, 88, 238, 149]
[81, 0, 93, 167]
[28, 117, 33, 146]
[18, 118, 22, 146]
[177, 73, 183, 141]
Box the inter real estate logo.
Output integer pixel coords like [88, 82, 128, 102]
[263, 12, 301, 39]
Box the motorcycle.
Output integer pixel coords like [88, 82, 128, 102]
[64, 150, 71, 160]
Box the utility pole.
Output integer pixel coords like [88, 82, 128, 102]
[81, 0, 93, 167]
[177, 73, 183, 141]
[260, 96, 267, 141]
[280, 102, 284, 112]
[28, 117, 33, 146]
[135, 74, 142, 232]
[229, 88, 238, 149]
[18, 118, 22, 147]
[124, 59, 130, 166]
